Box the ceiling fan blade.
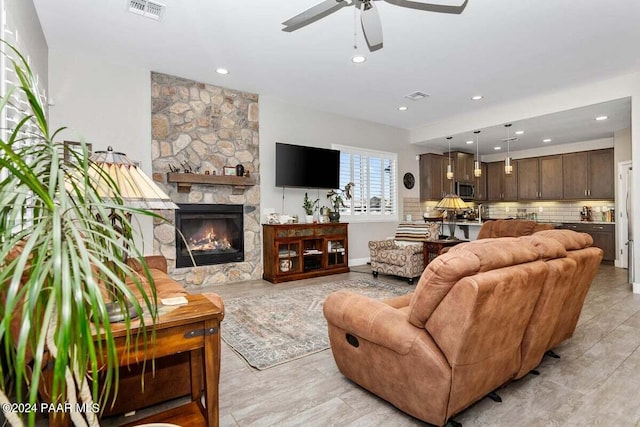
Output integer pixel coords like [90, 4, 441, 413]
[282, 0, 349, 31]
[383, 0, 469, 14]
[361, 1, 383, 51]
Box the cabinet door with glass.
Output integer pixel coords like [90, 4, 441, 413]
[326, 238, 347, 268]
[276, 241, 301, 274]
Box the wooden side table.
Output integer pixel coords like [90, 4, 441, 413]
[98, 294, 223, 427]
[423, 239, 467, 266]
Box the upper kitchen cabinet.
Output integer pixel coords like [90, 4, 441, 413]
[451, 151, 475, 183]
[474, 162, 488, 201]
[563, 148, 614, 200]
[517, 155, 563, 200]
[420, 153, 446, 201]
[487, 161, 518, 201]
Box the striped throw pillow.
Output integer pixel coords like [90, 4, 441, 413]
[395, 223, 440, 242]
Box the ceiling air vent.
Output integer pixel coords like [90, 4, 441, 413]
[501, 137, 519, 142]
[404, 91, 430, 101]
[128, 0, 165, 21]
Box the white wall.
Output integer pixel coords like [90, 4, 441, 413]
[259, 96, 412, 263]
[48, 48, 154, 254]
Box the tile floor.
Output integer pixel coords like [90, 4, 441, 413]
[98, 264, 640, 426]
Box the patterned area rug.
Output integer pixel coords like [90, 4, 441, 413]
[222, 278, 412, 370]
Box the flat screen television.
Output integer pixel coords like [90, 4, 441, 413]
[275, 143, 340, 189]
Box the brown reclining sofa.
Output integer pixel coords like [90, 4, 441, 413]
[324, 229, 602, 426]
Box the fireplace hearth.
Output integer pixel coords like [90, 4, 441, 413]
[175, 204, 244, 268]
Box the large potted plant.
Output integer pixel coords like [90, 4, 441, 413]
[0, 44, 160, 426]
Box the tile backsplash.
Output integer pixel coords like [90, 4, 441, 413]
[402, 198, 616, 223]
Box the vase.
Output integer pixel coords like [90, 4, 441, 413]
[236, 164, 245, 177]
[328, 212, 340, 223]
[305, 215, 315, 224]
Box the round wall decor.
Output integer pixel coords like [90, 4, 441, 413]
[403, 172, 415, 189]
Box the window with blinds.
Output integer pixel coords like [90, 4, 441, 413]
[1, 0, 47, 222]
[333, 144, 398, 221]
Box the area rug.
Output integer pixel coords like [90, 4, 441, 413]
[221, 278, 411, 370]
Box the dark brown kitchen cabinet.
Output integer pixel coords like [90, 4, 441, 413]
[563, 149, 613, 200]
[556, 222, 615, 263]
[487, 161, 518, 201]
[517, 155, 563, 200]
[420, 153, 456, 201]
[474, 162, 487, 201]
[451, 151, 475, 183]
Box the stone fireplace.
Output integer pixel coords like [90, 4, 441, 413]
[150, 72, 260, 288]
[174, 204, 244, 268]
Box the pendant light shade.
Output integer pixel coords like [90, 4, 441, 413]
[504, 124, 513, 175]
[446, 137, 454, 180]
[473, 130, 482, 177]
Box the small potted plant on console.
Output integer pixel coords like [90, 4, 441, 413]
[302, 192, 319, 223]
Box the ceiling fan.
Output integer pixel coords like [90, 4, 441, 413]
[282, 0, 469, 52]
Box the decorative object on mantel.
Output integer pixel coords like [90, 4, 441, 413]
[236, 164, 245, 177]
[327, 182, 354, 223]
[166, 172, 256, 194]
[436, 193, 467, 240]
[223, 166, 237, 176]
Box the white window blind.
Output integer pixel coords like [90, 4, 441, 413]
[334, 144, 398, 221]
[1, 0, 47, 223]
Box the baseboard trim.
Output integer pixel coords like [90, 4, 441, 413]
[349, 257, 369, 266]
[633, 282, 640, 294]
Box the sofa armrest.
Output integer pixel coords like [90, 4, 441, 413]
[127, 255, 168, 274]
[323, 290, 423, 355]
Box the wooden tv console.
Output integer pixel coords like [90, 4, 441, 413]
[263, 223, 349, 283]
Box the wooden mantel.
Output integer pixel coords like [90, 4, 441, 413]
[166, 172, 256, 194]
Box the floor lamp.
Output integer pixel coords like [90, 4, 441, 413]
[436, 193, 467, 240]
[89, 146, 178, 321]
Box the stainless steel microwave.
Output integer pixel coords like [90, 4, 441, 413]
[455, 182, 475, 200]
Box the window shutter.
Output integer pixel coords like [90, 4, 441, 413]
[334, 144, 398, 220]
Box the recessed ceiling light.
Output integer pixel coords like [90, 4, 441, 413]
[466, 140, 474, 144]
[494, 146, 501, 150]
[471, 95, 483, 101]
[351, 55, 366, 64]
[515, 130, 525, 135]
[398, 106, 408, 111]
[543, 138, 552, 143]
[595, 115, 608, 121]
[215, 68, 229, 75]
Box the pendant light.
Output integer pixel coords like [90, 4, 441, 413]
[473, 130, 482, 177]
[504, 124, 513, 175]
[446, 137, 454, 180]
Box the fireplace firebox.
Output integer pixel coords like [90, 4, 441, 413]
[175, 204, 244, 268]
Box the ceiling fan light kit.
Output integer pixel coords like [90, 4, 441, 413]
[282, 0, 469, 53]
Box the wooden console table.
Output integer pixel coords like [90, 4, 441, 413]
[263, 223, 349, 283]
[423, 239, 468, 266]
[50, 295, 223, 427]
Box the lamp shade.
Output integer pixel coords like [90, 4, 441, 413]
[89, 147, 178, 210]
[436, 193, 467, 211]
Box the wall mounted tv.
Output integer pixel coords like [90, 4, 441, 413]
[275, 142, 340, 189]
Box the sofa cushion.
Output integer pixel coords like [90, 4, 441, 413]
[407, 238, 541, 328]
[534, 229, 593, 250]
